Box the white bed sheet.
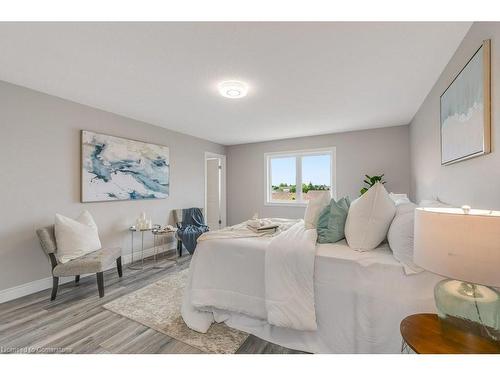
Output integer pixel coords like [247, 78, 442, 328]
[183, 238, 442, 353]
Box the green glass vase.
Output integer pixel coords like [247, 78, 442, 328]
[434, 279, 500, 341]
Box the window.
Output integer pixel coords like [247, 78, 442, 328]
[265, 148, 335, 205]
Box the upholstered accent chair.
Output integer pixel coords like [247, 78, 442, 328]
[172, 208, 205, 256]
[36, 225, 122, 300]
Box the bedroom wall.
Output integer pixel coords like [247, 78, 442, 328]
[226, 125, 410, 225]
[409, 22, 500, 209]
[0, 80, 225, 293]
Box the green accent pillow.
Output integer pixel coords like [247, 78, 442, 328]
[316, 197, 351, 243]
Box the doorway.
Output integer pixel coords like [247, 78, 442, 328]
[205, 152, 226, 230]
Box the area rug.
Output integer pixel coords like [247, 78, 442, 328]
[103, 268, 249, 353]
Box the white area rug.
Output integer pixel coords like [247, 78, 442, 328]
[103, 268, 249, 353]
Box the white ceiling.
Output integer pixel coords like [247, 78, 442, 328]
[0, 22, 471, 145]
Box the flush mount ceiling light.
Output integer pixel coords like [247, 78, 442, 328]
[218, 80, 249, 99]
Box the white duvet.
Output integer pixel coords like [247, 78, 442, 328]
[182, 219, 318, 332]
[181, 220, 441, 353]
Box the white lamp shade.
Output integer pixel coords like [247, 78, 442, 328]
[414, 207, 500, 287]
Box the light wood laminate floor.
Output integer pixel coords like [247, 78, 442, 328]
[0, 251, 305, 354]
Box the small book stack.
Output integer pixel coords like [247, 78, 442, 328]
[247, 219, 279, 234]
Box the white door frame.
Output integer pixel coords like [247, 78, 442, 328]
[204, 152, 227, 229]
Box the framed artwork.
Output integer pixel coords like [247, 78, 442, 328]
[81, 130, 169, 202]
[440, 39, 491, 165]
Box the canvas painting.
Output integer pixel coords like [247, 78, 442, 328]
[440, 40, 490, 165]
[81, 131, 169, 202]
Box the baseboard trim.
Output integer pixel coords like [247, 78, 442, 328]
[0, 243, 177, 304]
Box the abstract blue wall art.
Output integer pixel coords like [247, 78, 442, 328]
[81, 131, 169, 202]
[440, 40, 491, 165]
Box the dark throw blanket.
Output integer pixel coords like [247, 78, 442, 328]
[177, 207, 209, 254]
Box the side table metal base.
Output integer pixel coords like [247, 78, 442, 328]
[400, 339, 414, 354]
[128, 227, 150, 271]
[128, 264, 145, 270]
[152, 229, 176, 269]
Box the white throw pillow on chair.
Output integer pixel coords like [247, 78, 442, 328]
[303, 191, 331, 229]
[55, 210, 102, 263]
[345, 182, 396, 251]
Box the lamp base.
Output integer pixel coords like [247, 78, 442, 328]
[434, 279, 500, 341]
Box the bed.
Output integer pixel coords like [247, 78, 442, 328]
[181, 223, 442, 353]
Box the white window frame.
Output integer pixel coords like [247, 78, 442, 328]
[264, 147, 336, 207]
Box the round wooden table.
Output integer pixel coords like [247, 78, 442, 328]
[400, 313, 500, 354]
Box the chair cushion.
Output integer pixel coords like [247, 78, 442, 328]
[53, 247, 121, 277]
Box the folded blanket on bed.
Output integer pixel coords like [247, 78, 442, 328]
[265, 220, 318, 330]
[197, 218, 298, 241]
[182, 219, 319, 333]
[247, 218, 273, 229]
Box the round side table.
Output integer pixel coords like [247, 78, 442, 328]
[152, 228, 176, 269]
[400, 313, 500, 354]
[128, 226, 153, 270]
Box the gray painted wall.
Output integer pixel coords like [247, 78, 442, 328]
[0, 80, 224, 291]
[410, 22, 500, 209]
[226, 125, 410, 225]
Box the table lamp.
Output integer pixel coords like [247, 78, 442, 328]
[414, 206, 500, 341]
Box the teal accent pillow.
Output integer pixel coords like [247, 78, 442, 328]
[316, 197, 351, 243]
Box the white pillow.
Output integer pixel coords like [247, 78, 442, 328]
[345, 182, 396, 251]
[389, 192, 410, 205]
[419, 198, 452, 208]
[387, 203, 424, 275]
[395, 201, 417, 215]
[55, 210, 102, 263]
[303, 192, 331, 229]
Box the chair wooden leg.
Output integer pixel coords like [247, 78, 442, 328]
[116, 256, 123, 277]
[75, 275, 80, 284]
[96, 272, 104, 298]
[51, 277, 59, 301]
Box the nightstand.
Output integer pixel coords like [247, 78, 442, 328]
[400, 313, 500, 354]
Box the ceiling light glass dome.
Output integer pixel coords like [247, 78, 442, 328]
[218, 80, 249, 99]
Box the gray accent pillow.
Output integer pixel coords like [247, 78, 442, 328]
[317, 197, 351, 243]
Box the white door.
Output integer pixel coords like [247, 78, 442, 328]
[205, 153, 226, 230]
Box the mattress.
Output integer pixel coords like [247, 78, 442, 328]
[184, 237, 442, 353]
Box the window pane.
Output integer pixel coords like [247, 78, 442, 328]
[270, 157, 296, 201]
[301, 154, 331, 201]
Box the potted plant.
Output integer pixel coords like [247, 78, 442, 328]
[360, 174, 386, 195]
